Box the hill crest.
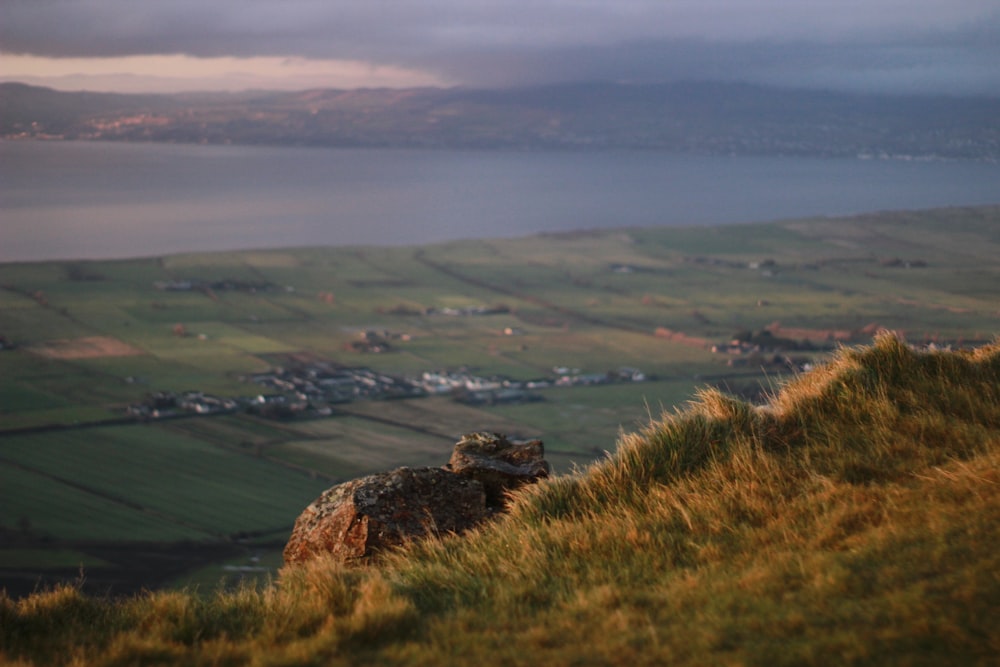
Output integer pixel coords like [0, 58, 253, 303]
[3, 333, 998, 665]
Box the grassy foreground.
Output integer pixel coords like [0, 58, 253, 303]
[2, 333, 998, 666]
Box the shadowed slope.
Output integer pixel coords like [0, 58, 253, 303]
[2, 333, 998, 665]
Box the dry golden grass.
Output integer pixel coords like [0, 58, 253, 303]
[2, 333, 998, 666]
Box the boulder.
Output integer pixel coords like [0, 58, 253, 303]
[283, 467, 487, 565]
[283, 433, 549, 566]
[447, 432, 550, 508]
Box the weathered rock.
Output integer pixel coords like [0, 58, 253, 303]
[283, 467, 487, 566]
[284, 432, 550, 566]
[447, 432, 550, 508]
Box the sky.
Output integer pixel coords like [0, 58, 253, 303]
[1, 1, 999, 95]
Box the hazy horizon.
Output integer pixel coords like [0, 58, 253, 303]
[2, 1, 998, 96]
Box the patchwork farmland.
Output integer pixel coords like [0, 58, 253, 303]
[1, 205, 998, 595]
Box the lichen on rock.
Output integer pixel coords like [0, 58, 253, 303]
[447, 432, 550, 509]
[283, 433, 549, 566]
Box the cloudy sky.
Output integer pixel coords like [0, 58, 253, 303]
[1, 0, 998, 95]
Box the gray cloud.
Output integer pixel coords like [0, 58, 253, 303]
[2, 0, 999, 94]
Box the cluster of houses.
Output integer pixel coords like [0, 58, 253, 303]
[345, 329, 412, 354]
[418, 371, 544, 405]
[554, 366, 648, 386]
[250, 365, 547, 410]
[712, 340, 815, 371]
[126, 391, 239, 419]
[251, 364, 423, 406]
[421, 366, 649, 403]
[374, 303, 514, 317]
[711, 331, 819, 371]
[124, 359, 652, 422]
[880, 257, 927, 268]
[153, 279, 276, 293]
[721, 352, 815, 372]
[426, 304, 511, 317]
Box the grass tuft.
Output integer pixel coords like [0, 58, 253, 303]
[2, 333, 998, 665]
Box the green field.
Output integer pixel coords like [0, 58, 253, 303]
[0, 426, 330, 540]
[1, 205, 998, 595]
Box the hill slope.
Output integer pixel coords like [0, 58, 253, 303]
[2, 333, 998, 665]
[3, 81, 999, 158]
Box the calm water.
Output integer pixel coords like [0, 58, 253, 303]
[2, 140, 998, 262]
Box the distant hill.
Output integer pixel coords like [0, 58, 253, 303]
[2, 81, 999, 159]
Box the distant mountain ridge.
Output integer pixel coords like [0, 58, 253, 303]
[2, 80, 998, 159]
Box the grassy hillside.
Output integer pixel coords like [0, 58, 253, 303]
[2, 333, 997, 665]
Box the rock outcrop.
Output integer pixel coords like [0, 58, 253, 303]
[283, 433, 549, 566]
[447, 431, 550, 507]
[282, 467, 488, 565]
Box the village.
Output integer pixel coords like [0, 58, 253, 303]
[125, 356, 652, 421]
[68, 316, 873, 424]
[108, 318, 989, 424]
